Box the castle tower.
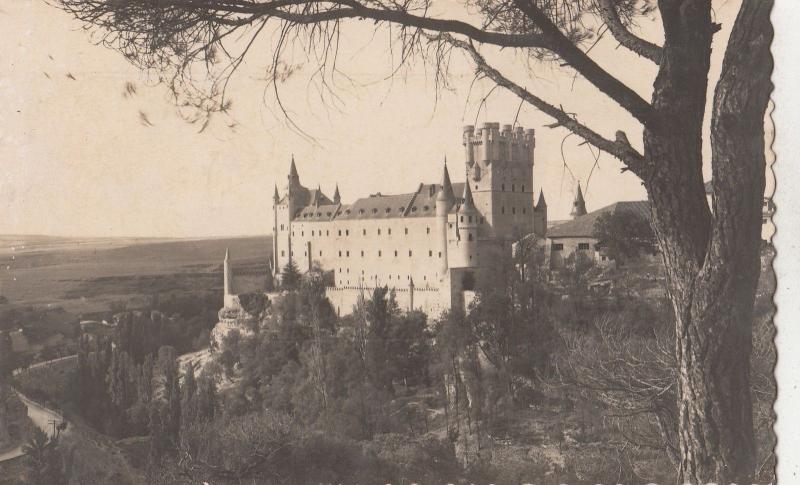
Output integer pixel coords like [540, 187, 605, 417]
[436, 162, 455, 278]
[333, 184, 341, 205]
[570, 183, 587, 219]
[534, 189, 548, 237]
[462, 123, 536, 242]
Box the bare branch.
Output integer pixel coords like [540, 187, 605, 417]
[444, 35, 646, 173]
[596, 0, 662, 64]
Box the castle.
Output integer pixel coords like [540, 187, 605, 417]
[222, 122, 548, 317]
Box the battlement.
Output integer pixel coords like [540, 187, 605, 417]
[463, 122, 535, 165]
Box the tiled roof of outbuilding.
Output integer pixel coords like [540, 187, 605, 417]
[547, 200, 650, 238]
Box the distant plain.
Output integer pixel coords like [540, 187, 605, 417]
[0, 234, 271, 317]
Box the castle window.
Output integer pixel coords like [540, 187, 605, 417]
[429, 250, 433, 257]
[521, 185, 525, 192]
[363, 229, 366, 235]
[361, 250, 364, 257]
[512, 207, 516, 215]
[304, 250, 307, 256]
[346, 251, 350, 257]
[480, 217, 484, 224]
[426, 227, 430, 234]
[319, 251, 323, 256]
[552, 243, 564, 251]
[475, 185, 478, 190]
[339, 268, 341, 273]
[523, 208, 526, 214]
[468, 233, 473, 241]
[578, 243, 590, 250]
[346, 230, 350, 236]
[408, 250, 412, 257]
[311, 230, 314, 236]
[389, 275, 392, 280]
[394, 250, 398, 257]
[339, 250, 342, 257]
[388, 228, 392, 235]
[301, 231, 304, 236]
[501, 183, 505, 191]
[338, 230, 342, 236]
[281, 250, 285, 256]
[438, 251, 442, 257]
[449, 223, 453, 229]
[316, 212, 321, 217]
[378, 250, 382, 257]
[460, 216, 464, 223]
[326, 212, 331, 216]
[385, 208, 391, 213]
[280, 224, 284, 230]
[501, 207, 505, 214]
[512, 184, 516, 192]
[404, 228, 408, 235]
[398, 207, 404, 212]
[326, 230, 329, 236]
[359, 209, 365, 215]
[347, 268, 350, 273]
[423, 205, 429, 211]
[378, 228, 382, 235]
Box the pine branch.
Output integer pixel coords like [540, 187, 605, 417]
[596, 0, 663, 64]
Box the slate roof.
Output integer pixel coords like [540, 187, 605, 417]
[547, 200, 650, 238]
[294, 182, 467, 221]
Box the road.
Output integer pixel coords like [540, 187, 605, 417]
[0, 392, 69, 463]
[12, 354, 77, 376]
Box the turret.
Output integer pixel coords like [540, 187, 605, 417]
[333, 184, 341, 205]
[534, 190, 548, 237]
[570, 183, 587, 219]
[458, 181, 479, 268]
[273, 184, 280, 203]
[436, 162, 454, 278]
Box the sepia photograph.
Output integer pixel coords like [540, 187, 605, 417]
[0, 0, 791, 483]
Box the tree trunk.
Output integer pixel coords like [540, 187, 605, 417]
[644, 0, 773, 483]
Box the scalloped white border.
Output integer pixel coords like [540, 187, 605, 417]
[772, 0, 798, 481]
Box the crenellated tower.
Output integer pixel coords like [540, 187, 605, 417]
[462, 123, 536, 243]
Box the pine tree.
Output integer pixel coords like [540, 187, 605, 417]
[281, 260, 302, 290]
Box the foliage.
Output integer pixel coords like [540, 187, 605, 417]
[593, 210, 656, 263]
[23, 428, 66, 485]
[280, 260, 302, 290]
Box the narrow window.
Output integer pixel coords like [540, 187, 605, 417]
[363, 229, 366, 235]
[346, 229, 349, 236]
[319, 251, 322, 256]
[338, 230, 342, 236]
[512, 184, 516, 192]
[468, 233, 473, 241]
[429, 250, 433, 257]
[326, 230, 329, 236]
[378, 228, 381, 235]
[346, 250, 350, 257]
[408, 250, 412, 257]
[339, 250, 342, 257]
[501, 207, 505, 214]
[281, 250, 285, 256]
[522, 185, 525, 192]
[501, 183, 505, 191]
[426, 227, 430, 234]
[394, 250, 398, 257]
[512, 207, 516, 215]
[388, 228, 392, 235]
[404, 228, 408, 235]
[460, 216, 464, 222]
[378, 250, 382, 257]
[438, 251, 442, 258]
[361, 250, 364, 257]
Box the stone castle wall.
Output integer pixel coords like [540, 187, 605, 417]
[325, 285, 449, 317]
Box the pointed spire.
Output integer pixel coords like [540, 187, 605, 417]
[536, 189, 547, 208]
[570, 183, 587, 218]
[224, 247, 230, 262]
[333, 184, 341, 204]
[437, 161, 454, 202]
[273, 184, 280, 202]
[289, 155, 298, 178]
[459, 178, 476, 213]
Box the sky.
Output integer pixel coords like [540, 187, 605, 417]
[0, 0, 767, 238]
